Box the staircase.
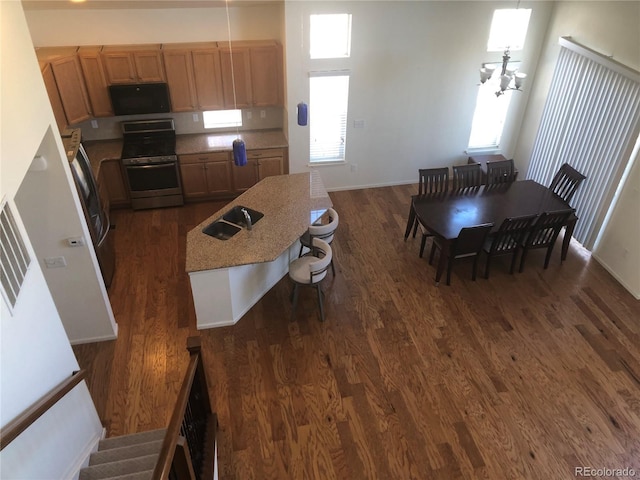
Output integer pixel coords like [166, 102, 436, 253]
[79, 429, 167, 480]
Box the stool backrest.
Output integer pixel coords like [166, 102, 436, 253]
[309, 208, 339, 244]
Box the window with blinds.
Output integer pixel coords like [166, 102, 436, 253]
[309, 73, 350, 163]
[527, 37, 640, 250]
[1, 199, 32, 310]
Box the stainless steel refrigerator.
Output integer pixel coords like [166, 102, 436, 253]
[62, 129, 115, 287]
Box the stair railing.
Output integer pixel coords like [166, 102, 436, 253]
[0, 370, 86, 450]
[152, 336, 217, 480]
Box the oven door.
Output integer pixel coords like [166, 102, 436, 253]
[124, 161, 182, 199]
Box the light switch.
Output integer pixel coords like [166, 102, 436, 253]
[44, 256, 67, 268]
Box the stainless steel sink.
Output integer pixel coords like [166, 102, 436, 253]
[202, 220, 241, 240]
[222, 206, 264, 228]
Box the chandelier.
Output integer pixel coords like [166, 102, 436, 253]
[479, 48, 527, 97]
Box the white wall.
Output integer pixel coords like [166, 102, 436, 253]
[514, 1, 640, 298]
[25, 4, 284, 46]
[285, 1, 553, 190]
[0, 2, 103, 478]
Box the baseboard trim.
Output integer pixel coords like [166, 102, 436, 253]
[63, 428, 103, 480]
[326, 179, 416, 192]
[591, 253, 640, 300]
[69, 328, 118, 346]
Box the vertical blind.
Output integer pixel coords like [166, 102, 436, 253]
[527, 37, 640, 250]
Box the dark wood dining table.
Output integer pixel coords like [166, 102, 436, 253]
[404, 180, 574, 282]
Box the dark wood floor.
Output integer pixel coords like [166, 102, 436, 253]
[73, 183, 640, 479]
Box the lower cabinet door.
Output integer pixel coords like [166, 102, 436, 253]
[205, 161, 233, 195]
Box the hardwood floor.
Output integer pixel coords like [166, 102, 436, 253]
[73, 184, 640, 479]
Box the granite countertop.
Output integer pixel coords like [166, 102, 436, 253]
[83, 129, 288, 175]
[185, 171, 332, 273]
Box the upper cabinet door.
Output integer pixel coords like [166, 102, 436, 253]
[219, 46, 252, 109]
[102, 45, 165, 84]
[192, 49, 225, 110]
[163, 49, 197, 112]
[40, 62, 68, 132]
[49, 55, 92, 125]
[78, 46, 113, 117]
[250, 44, 282, 107]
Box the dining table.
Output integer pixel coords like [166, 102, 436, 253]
[404, 180, 575, 282]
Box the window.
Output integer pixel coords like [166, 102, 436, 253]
[309, 74, 350, 163]
[487, 9, 531, 52]
[468, 8, 531, 150]
[203, 109, 242, 129]
[310, 14, 352, 59]
[308, 13, 352, 163]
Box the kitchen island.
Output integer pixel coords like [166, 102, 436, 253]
[186, 171, 332, 329]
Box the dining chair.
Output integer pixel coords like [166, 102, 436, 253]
[428, 223, 494, 285]
[290, 238, 332, 322]
[299, 207, 339, 275]
[518, 209, 574, 272]
[486, 158, 517, 185]
[452, 163, 482, 191]
[548, 163, 586, 262]
[548, 163, 587, 204]
[482, 214, 538, 278]
[411, 167, 449, 255]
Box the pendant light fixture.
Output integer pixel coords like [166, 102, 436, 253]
[225, 0, 247, 166]
[297, 101, 308, 126]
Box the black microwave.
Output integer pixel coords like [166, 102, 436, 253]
[108, 83, 171, 116]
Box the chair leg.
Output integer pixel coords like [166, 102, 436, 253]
[330, 258, 335, 276]
[316, 284, 325, 322]
[471, 256, 479, 281]
[544, 244, 556, 269]
[290, 284, 299, 321]
[484, 254, 492, 279]
[412, 218, 418, 238]
[298, 244, 304, 258]
[419, 234, 427, 258]
[446, 257, 453, 286]
[429, 242, 437, 265]
[509, 250, 519, 274]
[562, 216, 577, 261]
[519, 248, 529, 273]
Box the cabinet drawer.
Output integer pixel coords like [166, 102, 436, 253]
[180, 152, 229, 164]
[247, 148, 284, 159]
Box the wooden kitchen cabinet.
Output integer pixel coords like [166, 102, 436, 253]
[163, 43, 224, 112]
[219, 41, 283, 109]
[101, 44, 165, 84]
[232, 148, 286, 193]
[40, 62, 68, 132]
[77, 46, 113, 117]
[180, 152, 233, 199]
[98, 159, 130, 208]
[37, 47, 92, 126]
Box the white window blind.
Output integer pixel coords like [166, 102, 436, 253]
[309, 73, 350, 163]
[1, 199, 31, 310]
[527, 37, 640, 250]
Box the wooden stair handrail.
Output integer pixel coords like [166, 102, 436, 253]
[0, 369, 86, 450]
[152, 337, 207, 480]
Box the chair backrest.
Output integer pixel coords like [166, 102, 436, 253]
[452, 223, 494, 258]
[486, 159, 517, 185]
[418, 167, 449, 195]
[548, 163, 586, 204]
[524, 210, 574, 248]
[488, 214, 538, 254]
[308, 238, 332, 283]
[309, 208, 339, 244]
[452, 163, 482, 190]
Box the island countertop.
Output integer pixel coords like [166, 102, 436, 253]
[186, 171, 332, 273]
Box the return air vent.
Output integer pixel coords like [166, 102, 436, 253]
[0, 199, 32, 310]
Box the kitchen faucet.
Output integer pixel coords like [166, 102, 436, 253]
[241, 208, 252, 230]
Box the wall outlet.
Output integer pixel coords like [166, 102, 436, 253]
[44, 256, 67, 268]
[192, 113, 199, 122]
[67, 236, 85, 247]
[247, 111, 253, 120]
[353, 119, 365, 129]
[91, 120, 98, 129]
[260, 110, 266, 119]
[350, 164, 358, 172]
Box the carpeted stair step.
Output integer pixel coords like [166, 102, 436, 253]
[88, 472, 154, 480]
[78, 453, 158, 480]
[97, 428, 166, 451]
[89, 439, 164, 466]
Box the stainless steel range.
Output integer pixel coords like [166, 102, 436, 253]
[120, 119, 183, 210]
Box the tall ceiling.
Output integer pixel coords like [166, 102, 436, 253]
[21, 0, 282, 10]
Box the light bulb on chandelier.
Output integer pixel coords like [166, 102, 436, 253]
[479, 48, 527, 97]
